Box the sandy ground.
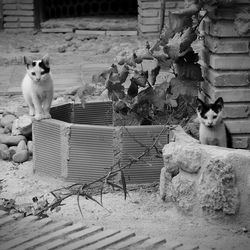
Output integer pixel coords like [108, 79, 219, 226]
[0, 31, 250, 249]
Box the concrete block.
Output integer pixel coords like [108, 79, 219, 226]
[139, 24, 159, 33]
[3, 4, 17, 10]
[2, 0, 16, 3]
[106, 30, 137, 36]
[4, 22, 19, 28]
[205, 36, 249, 54]
[3, 9, 34, 16]
[204, 19, 250, 37]
[20, 3, 34, 10]
[209, 6, 250, 20]
[232, 136, 250, 149]
[19, 0, 33, 3]
[4, 28, 33, 32]
[203, 49, 250, 70]
[205, 68, 250, 87]
[19, 16, 34, 22]
[138, 16, 160, 25]
[138, 1, 161, 9]
[138, 9, 160, 17]
[42, 28, 74, 33]
[20, 22, 34, 28]
[224, 104, 250, 119]
[225, 120, 250, 134]
[165, 2, 177, 9]
[4, 16, 18, 22]
[201, 81, 250, 103]
[75, 29, 105, 35]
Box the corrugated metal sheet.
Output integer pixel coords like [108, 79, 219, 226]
[120, 125, 169, 184]
[33, 119, 63, 177]
[51, 103, 73, 123]
[72, 102, 113, 126]
[66, 124, 114, 183]
[33, 102, 170, 184]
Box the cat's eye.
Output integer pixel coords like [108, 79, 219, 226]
[41, 71, 45, 75]
[31, 72, 35, 76]
[213, 115, 217, 119]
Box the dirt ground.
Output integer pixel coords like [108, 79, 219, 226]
[0, 31, 250, 250]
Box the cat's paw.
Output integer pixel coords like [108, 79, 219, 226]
[43, 113, 51, 119]
[34, 114, 44, 120]
[35, 113, 51, 120]
[29, 110, 35, 116]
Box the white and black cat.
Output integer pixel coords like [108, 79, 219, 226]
[196, 97, 231, 148]
[22, 54, 54, 120]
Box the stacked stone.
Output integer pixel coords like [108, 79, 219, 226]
[138, 0, 184, 36]
[2, 0, 35, 31]
[201, 1, 250, 149]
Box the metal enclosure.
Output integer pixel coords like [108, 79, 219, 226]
[33, 102, 169, 184]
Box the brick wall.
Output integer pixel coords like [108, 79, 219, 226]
[2, 0, 35, 31]
[138, 0, 184, 36]
[201, 1, 250, 149]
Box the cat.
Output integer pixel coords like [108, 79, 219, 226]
[196, 97, 231, 148]
[22, 54, 54, 120]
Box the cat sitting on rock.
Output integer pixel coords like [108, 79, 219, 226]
[22, 54, 54, 120]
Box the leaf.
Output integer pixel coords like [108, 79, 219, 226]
[114, 100, 130, 115]
[164, 28, 197, 60]
[132, 70, 148, 87]
[169, 11, 193, 33]
[105, 73, 125, 101]
[127, 79, 139, 98]
[119, 65, 129, 84]
[120, 170, 127, 200]
[150, 65, 161, 85]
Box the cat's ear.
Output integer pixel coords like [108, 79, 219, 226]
[214, 97, 224, 110]
[196, 97, 205, 112]
[42, 54, 50, 67]
[24, 56, 33, 68]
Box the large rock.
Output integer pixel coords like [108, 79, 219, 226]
[160, 126, 250, 225]
[12, 115, 33, 136]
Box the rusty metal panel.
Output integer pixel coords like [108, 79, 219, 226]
[51, 103, 72, 123]
[72, 102, 113, 126]
[120, 125, 169, 184]
[33, 119, 63, 177]
[66, 124, 114, 183]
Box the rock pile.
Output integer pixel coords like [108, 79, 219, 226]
[0, 113, 33, 163]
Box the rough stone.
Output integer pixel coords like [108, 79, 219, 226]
[0, 143, 10, 160]
[17, 140, 27, 152]
[0, 113, 16, 129]
[64, 33, 74, 41]
[161, 126, 250, 224]
[9, 146, 17, 158]
[27, 140, 33, 156]
[12, 115, 33, 136]
[199, 158, 239, 215]
[12, 150, 29, 163]
[0, 134, 26, 146]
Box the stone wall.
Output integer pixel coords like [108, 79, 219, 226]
[138, 0, 184, 36]
[2, 0, 35, 31]
[201, 1, 250, 149]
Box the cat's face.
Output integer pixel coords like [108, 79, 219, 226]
[24, 54, 50, 82]
[196, 97, 224, 128]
